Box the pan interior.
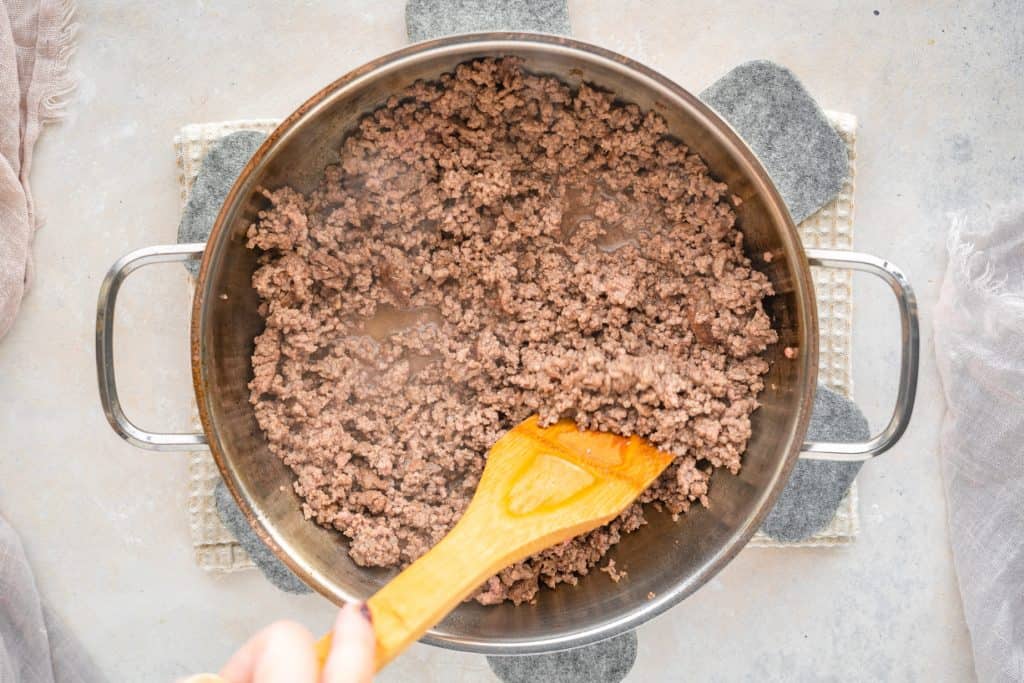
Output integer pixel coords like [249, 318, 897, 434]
[193, 34, 816, 653]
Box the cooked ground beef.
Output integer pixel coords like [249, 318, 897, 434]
[600, 559, 627, 583]
[246, 57, 777, 605]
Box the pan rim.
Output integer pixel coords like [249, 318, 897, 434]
[190, 31, 819, 655]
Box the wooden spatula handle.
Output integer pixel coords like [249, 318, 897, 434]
[314, 509, 501, 671]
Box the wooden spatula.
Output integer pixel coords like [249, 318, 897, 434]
[313, 415, 675, 671]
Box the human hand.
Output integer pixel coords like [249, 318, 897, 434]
[181, 602, 375, 683]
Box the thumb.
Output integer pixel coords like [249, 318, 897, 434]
[321, 602, 376, 683]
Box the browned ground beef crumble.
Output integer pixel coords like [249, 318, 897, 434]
[246, 58, 778, 605]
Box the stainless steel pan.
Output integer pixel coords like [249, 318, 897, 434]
[96, 33, 918, 655]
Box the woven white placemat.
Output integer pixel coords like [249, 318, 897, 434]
[178, 111, 859, 572]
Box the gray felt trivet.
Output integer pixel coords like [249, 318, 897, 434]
[762, 385, 867, 541]
[214, 480, 312, 594]
[700, 61, 848, 223]
[177, 130, 267, 276]
[406, 0, 570, 43]
[488, 631, 637, 683]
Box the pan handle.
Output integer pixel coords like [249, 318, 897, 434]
[96, 243, 918, 458]
[96, 243, 209, 451]
[799, 248, 919, 461]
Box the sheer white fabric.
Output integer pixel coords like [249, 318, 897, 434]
[935, 206, 1024, 683]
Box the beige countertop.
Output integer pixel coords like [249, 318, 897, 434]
[3, 1, 1020, 680]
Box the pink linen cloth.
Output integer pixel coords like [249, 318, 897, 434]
[0, 3, 99, 682]
[0, 0, 76, 339]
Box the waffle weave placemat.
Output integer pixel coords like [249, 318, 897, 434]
[179, 111, 859, 572]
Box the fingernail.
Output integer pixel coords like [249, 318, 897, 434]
[359, 603, 373, 624]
